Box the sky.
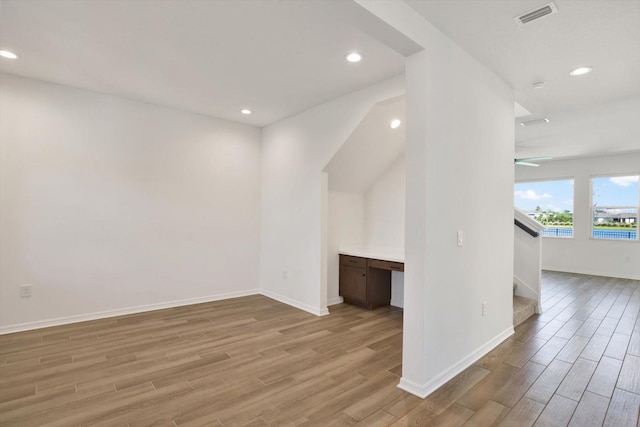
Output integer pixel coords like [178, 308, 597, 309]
[514, 175, 639, 212]
[514, 179, 574, 212]
[592, 175, 639, 207]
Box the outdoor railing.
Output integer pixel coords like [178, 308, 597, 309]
[541, 227, 638, 240]
[542, 227, 573, 238]
[592, 229, 638, 240]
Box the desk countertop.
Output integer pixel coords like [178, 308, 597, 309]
[338, 247, 405, 264]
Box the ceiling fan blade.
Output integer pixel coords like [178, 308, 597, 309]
[515, 161, 540, 167]
[518, 156, 552, 162]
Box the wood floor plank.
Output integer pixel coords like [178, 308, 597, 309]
[1, 273, 638, 426]
[533, 394, 578, 427]
[615, 316, 636, 335]
[575, 318, 603, 339]
[626, 331, 640, 356]
[595, 317, 620, 337]
[352, 409, 397, 426]
[390, 404, 438, 426]
[493, 362, 546, 408]
[580, 333, 611, 361]
[555, 335, 590, 364]
[586, 356, 623, 398]
[568, 391, 610, 427]
[383, 394, 423, 419]
[457, 363, 519, 411]
[497, 397, 545, 427]
[422, 366, 490, 415]
[603, 388, 640, 427]
[427, 403, 474, 427]
[474, 338, 520, 371]
[504, 338, 548, 368]
[525, 359, 572, 404]
[556, 358, 598, 401]
[555, 319, 584, 340]
[617, 354, 640, 395]
[530, 336, 569, 366]
[462, 400, 510, 427]
[604, 332, 631, 360]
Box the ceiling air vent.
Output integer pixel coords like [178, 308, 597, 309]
[514, 2, 558, 26]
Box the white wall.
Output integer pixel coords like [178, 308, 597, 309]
[260, 75, 405, 315]
[0, 74, 262, 332]
[402, 43, 514, 397]
[516, 153, 640, 280]
[364, 154, 406, 251]
[364, 154, 406, 307]
[327, 191, 365, 305]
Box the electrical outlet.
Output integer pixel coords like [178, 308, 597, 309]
[482, 301, 487, 317]
[282, 270, 289, 279]
[20, 284, 32, 298]
[457, 231, 463, 247]
[625, 256, 631, 263]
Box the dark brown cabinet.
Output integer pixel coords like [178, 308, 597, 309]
[339, 254, 404, 310]
[340, 265, 367, 302]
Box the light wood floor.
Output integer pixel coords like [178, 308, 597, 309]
[1, 272, 639, 426]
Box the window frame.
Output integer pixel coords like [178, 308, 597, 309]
[589, 173, 640, 242]
[514, 177, 575, 239]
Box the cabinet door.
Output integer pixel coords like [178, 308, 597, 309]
[339, 266, 367, 302]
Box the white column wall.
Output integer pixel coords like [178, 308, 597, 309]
[401, 43, 514, 396]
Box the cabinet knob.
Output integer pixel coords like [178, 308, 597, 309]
[362, 273, 366, 277]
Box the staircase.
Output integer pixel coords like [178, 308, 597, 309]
[513, 208, 545, 328]
[513, 283, 536, 327]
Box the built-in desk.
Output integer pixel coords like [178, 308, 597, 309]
[338, 248, 404, 310]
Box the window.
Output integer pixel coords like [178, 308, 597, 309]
[514, 179, 574, 238]
[591, 175, 639, 240]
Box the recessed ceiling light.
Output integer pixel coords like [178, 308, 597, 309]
[390, 119, 401, 129]
[531, 81, 545, 89]
[569, 66, 592, 76]
[0, 50, 18, 59]
[240, 109, 252, 115]
[345, 52, 363, 63]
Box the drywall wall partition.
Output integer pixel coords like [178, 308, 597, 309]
[260, 75, 405, 315]
[402, 37, 514, 399]
[515, 153, 640, 279]
[354, 0, 514, 398]
[0, 73, 262, 332]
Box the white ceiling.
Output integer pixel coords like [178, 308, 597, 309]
[325, 96, 405, 193]
[405, 0, 640, 160]
[0, 0, 414, 127]
[1, 0, 639, 160]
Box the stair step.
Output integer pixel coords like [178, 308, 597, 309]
[514, 296, 536, 327]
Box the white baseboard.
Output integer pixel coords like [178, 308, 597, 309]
[327, 296, 344, 306]
[260, 289, 329, 317]
[0, 289, 261, 335]
[397, 326, 515, 399]
[0, 288, 336, 335]
[543, 267, 639, 281]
